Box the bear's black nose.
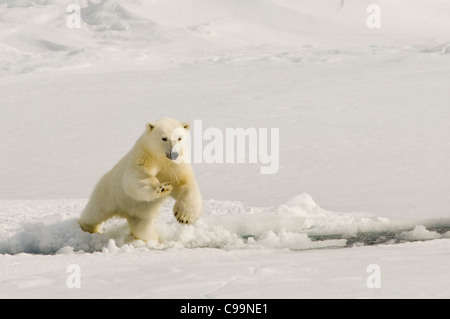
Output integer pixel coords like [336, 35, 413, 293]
[170, 152, 179, 161]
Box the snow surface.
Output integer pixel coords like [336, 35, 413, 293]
[1, 0, 450, 298]
[0, 194, 398, 255]
[1, 196, 449, 298]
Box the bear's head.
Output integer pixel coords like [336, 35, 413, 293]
[144, 117, 190, 162]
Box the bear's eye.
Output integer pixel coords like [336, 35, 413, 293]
[162, 137, 168, 141]
[178, 137, 182, 141]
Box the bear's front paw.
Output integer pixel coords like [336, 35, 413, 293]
[173, 197, 202, 225]
[156, 182, 172, 197]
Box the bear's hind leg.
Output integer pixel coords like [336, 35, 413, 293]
[79, 219, 101, 234]
[126, 197, 165, 242]
[79, 205, 115, 234]
[127, 216, 159, 242]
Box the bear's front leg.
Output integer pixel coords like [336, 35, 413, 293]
[123, 171, 173, 202]
[172, 184, 203, 224]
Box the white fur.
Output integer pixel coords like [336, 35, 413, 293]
[79, 117, 203, 242]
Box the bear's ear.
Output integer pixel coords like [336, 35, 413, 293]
[146, 122, 156, 132]
[182, 122, 190, 130]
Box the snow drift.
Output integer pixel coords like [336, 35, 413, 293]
[1, 0, 450, 76]
[1, 194, 448, 255]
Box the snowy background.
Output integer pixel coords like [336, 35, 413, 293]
[0, 0, 449, 298]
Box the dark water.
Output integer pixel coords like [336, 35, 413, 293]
[309, 225, 450, 248]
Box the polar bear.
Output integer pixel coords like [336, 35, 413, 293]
[78, 117, 203, 242]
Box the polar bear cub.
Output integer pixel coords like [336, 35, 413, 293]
[79, 117, 203, 242]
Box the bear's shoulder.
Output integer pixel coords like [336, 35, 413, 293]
[128, 144, 165, 175]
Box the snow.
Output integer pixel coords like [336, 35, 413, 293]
[0, 196, 387, 254]
[397, 225, 450, 241]
[1, 0, 450, 298]
[1, 196, 449, 298]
